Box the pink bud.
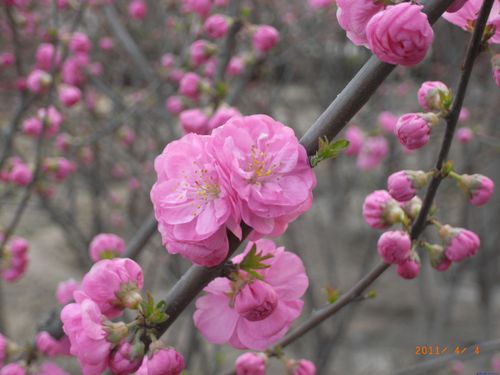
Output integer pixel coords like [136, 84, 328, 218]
[458, 174, 494, 206]
[35, 43, 60, 71]
[35, 331, 71, 357]
[9, 163, 33, 186]
[204, 14, 229, 39]
[0, 52, 14, 69]
[207, 107, 241, 132]
[128, 0, 147, 20]
[387, 170, 430, 202]
[456, 127, 473, 144]
[378, 111, 398, 133]
[227, 56, 244, 76]
[362, 190, 403, 229]
[27, 69, 51, 94]
[253, 25, 279, 53]
[161, 53, 174, 69]
[441, 225, 480, 262]
[89, 233, 126, 262]
[69, 32, 91, 54]
[109, 341, 143, 375]
[235, 353, 266, 375]
[58, 85, 81, 107]
[395, 113, 436, 150]
[179, 108, 209, 135]
[165, 96, 184, 115]
[344, 125, 364, 156]
[99, 37, 114, 52]
[336, 0, 384, 46]
[417, 81, 450, 111]
[366, 3, 433, 66]
[293, 359, 317, 375]
[235, 280, 278, 321]
[179, 72, 201, 100]
[147, 347, 185, 375]
[396, 259, 420, 280]
[356, 136, 388, 170]
[458, 107, 470, 123]
[377, 231, 411, 265]
[190, 40, 213, 66]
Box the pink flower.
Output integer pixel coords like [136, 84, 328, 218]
[447, 0, 467, 13]
[378, 111, 398, 133]
[69, 32, 91, 54]
[345, 125, 364, 156]
[204, 14, 229, 39]
[356, 136, 388, 170]
[336, 0, 384, 46]
[128, 0, 147, 20]
[22, 117, 43, 137]
[34, 362, 69, 375]
[459, 107, 470, 123]
[151, 133, 239, 266]
[252, 25, 280, 53]
[56, 278, 81, 305]
[395, 113, 435, 150]
[194, 239, 308, 350]
[161, 53, 174, 69]
[35, 43, 60, 71]
[377, 231, 411, 264]
[0, 52, 14, 69]
[179, 108, 210, 134]
[417, 81, 450, 111]
[396, 259, 420, 280]
[207, 107, 242, 132]
[9, 163, 32, 186]
[443, 0, 500, 44]
[109, 341, 142, 375]
[0, 364, 26, 375]
[204, 57, 217, 78]
[165, 96, 184, 115]
[59, 85, 81, 107]
[441, 225, 480, 262]
[146, 347, 185, 375]
[60, 295, 112, 375]
[308, 0, 333, 10]
[366, 3, 434, 66]
[457, 174, 495, 206]
[27, 69, 51, 94]
[362, 190, 404, 229]
[89, 233, 126, 262]
[190, 40, 213, 66]
[179, 72, 201, 100]
[456, 127, 473, 144]
[292, 359, 317, 375]
[227, 56, 244, 76]
[387, 170, 430, 202]
[81, 258, 143, 317]
[61, 57, 86, 86]
[37, 106, 63, 138]
[210, 115, 316, 238]
[235, 353, 267, 375]
[35, 332, 71, 357]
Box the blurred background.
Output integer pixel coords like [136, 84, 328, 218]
[1, 0, 499, 374]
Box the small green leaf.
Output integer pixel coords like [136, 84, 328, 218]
[239, 245, 273, 277]
[310, 137, 350, 167]
[441, 160, 454, 176]
[323, 287, 341, 304]
[366, 290, 377, 299]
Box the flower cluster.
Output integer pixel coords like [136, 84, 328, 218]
[0, 234, 29, 282]
[194, 239, 309, 349]
[151, 115, 316, 266]
[336, 1, 434, 66]
[234, 351, 316, 375]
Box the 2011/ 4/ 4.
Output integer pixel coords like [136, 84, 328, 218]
[415, 345, 481, 356]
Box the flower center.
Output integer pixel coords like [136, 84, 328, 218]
[246, 145, 277, 184]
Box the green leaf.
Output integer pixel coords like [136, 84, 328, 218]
[310, 137, 350, 167]
[323, 287, 341, 304]
[239, 245, 273, 278]
[441, 160, 454, 176]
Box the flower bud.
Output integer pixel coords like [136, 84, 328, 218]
[362, 190, 405, 229]
[417, 81, 451, 111]
[235, 280, 278, 321]
[147, 345, 185, 375]
[387, 170, 430, 202]
[456, 127, 473, 144]
[344, 125, 364, 156]
[396, 259, 420, 280]
[104, 322, 128, 345]
[377, 231, 411, 265]
[109, 341, 143, 375]
[289, 359, 317, 375]
[440, 225, 480, 262]
[455, 173, 494, 206]
[395, 113, 438, 150]
[252, 25, 280, 53]
[235, 352, 267, 375]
